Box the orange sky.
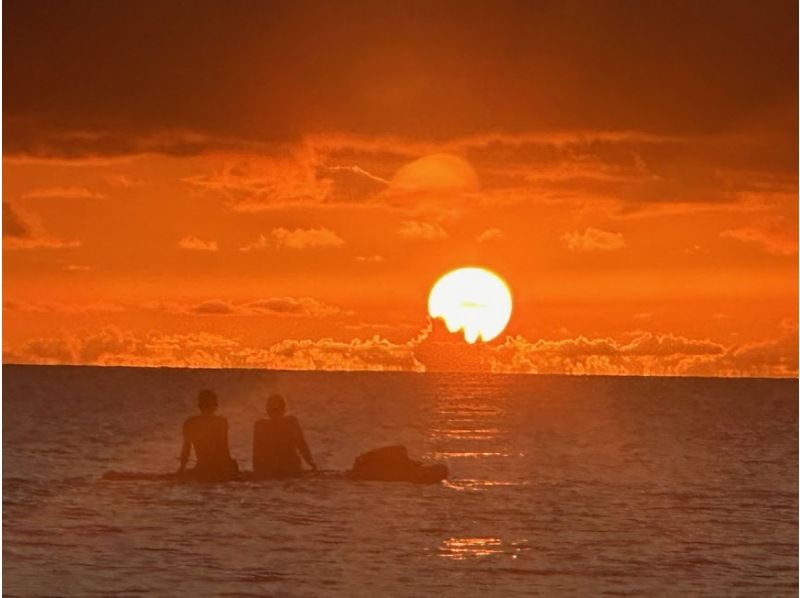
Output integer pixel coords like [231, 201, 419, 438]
[3, 0, 798, 376]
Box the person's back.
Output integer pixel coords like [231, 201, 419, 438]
[253, 394, 316, 478]
[179, 390, 238, 480]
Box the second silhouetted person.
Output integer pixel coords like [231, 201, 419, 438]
[253, 394, 316, 478]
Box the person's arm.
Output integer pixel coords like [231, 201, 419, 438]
[179, 420, 191, 472]
[252, 421, 260, 472]
[222, 418, 232, 459]
[293, 417, 317, 470]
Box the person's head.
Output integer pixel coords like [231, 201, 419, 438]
[197, 389, 218, 414]
[266, 393, 286, 419]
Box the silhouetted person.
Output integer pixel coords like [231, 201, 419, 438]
[253, 394, 316, 478]
[179, 389, 238, 480]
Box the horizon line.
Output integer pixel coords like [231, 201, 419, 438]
[2, 362, 797, 382]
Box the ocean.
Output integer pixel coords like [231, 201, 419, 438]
[3, 365, 797, 596]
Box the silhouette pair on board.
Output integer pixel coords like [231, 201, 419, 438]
[178, 389, 448, 484]
[180, 390, 315, 481]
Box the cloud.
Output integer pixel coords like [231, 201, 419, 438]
[270, 227, 344, 249]
[178, 235, 218, 251]
[247, 297, 344, 317]
[620, 334, 724, 356]
[260, 336, 424, 372]
[184, 151, 331, 211]
[4, 300, 123, 314]
[189, 300, 236, 315]
[5, 327, 423, 371]
[397, 220, 448, 240]
[720, 225, 797, 255]
[4, 237, 81, 250]
[484, 330, 796, 377]
[7, 128, 248, 162]
[4, 202, 32, 238]
[20, 128, 792, 230]
[238, 234, 270, 252]
[355, 255, 384, 263]
[5, 322, 795, 377]
[184, 145, 476, 213]
[22, 186, 105, 199]
[240, 228, 345, 252]
[105, 174, 145, 187]
[3, 202, 81, 250]
[4, 327, 244, 368]
[562, 228, 626, 252]
[320, 165, 393, 204]
[684, 244, 706, 255]
[344, 321, 418, 332]
[477, 228, 504, 243]
[147, 297, 346, 318]
[324, 164, 392, 186]
[719, 331, 798, 377]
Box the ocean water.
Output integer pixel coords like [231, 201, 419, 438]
[3, 365, 797, 597]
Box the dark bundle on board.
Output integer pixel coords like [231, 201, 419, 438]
[350, 445, 448, 484]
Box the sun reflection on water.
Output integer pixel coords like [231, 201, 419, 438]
[435, 451, 513, 458]
[438, 537, 531, 560]
[427, 375, 522, 487]
[439, 537, 503, 559]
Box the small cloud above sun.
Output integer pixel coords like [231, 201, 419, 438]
[397, 220, 448, 241]
[179, 236, 218, 251]
[562, 228, 625, 252]
[477, 228, 504, 243]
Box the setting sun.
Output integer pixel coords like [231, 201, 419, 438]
[428, 267, 513, 344]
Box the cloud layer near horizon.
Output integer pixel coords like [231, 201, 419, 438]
[3, 327, 424, 372]
[5, 323, 796, 378]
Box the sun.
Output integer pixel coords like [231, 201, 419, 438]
[428, 267, 513, 343]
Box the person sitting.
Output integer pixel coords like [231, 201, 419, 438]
[252, 394, 316, 478]
[178, 389, 238, 481]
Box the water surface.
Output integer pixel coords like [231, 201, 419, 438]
[4, 366, 797, 596]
